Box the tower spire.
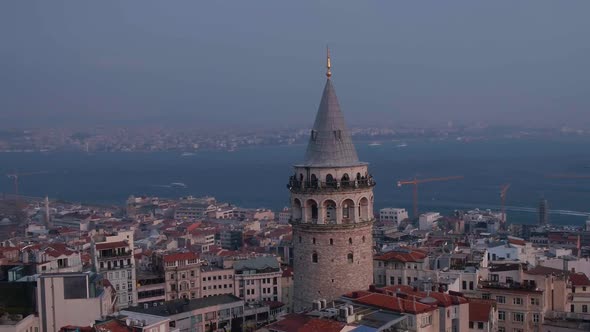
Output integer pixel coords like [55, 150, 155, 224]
[326, 46, 332, 79]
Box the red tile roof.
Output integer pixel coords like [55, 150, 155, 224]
[352, 292, 435, 314]
[265, 314, 344, 332]
[569, 272, 590, 286]
[374, 248, 427, 262]
[508, 238, 526, 246]
[468, 299, 493, 322]
[163, 251, 200, 263]
[95, 241, 128, 250]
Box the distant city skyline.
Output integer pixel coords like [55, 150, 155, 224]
[1, 1, 590, 129]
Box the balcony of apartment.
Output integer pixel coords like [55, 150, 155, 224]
[98, 249, 132, 259]
[479, 280, 539, 292]
[287, 176, 375, 194]
[545, 311, 590, 321]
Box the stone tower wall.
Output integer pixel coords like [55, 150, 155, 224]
[292, 221, 373, 311]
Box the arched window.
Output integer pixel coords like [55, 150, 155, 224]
[326, 174, 336, 188]
[359, 197, 370, 221]
[347, 253, 354, 264]
[329, 239, 334, 245]
[349, 237, 353, 245]
[342, 199, 355, 223]
[292, 198, 302, 221]
[312, 252, 318, 263]
[323, 200, 337, 223]
[310, 174, 318, 188]
[306, 199, 318, 222]
[341, 174, 350, 187]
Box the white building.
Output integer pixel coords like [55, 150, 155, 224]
[233, 256, 282, 303]
[418, 212, 441, 230]
[37, 272, 114, 332]
[379, 208, 408, 224]
[93, 233, 137, 309]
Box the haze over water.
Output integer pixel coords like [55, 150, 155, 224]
[1, 138, 590, 226]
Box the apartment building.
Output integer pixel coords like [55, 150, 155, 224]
[37, 272, 114, 332]
[379, 208, 408, 224]
[233, 256, 282, 303]
[200, 265, 236, 298]
[121, 295, 245, 332]
[93, 240, 136, 309]
[373, 247, 430, 287]
[567, 272, 590, 319]
[162, 251, 202, 300]
[480, 264, 569, 332]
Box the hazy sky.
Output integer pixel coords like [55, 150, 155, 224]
[1, 1, 589, 129]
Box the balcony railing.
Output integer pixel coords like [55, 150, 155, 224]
[287, 177, 375, 193]
[479, 280, 538, 291]
[545, 311, 590, 321]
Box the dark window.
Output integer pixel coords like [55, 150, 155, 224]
[312, 252, 318, 263]
[347, 253, 353, 263]
[63, 276, 87, 299]
[349, 238, 353, 245]
[329, 238, 334, 245]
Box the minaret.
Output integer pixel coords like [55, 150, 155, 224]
[288, 49, 376, 311]
[44, 196, 51, 228]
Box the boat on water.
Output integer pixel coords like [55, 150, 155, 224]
[396, 143, 408, 148]
[368, 142, 382, 146]
[170, 182, 187, 188]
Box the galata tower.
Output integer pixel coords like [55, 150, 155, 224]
[288, 49, 375, 311]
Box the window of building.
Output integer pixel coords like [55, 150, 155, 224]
[571, 304, 575, 312]
[512, 312, 524, 322]
[469, 322, 474, 329]
[330, 238, 334, 245]
[531, 297, 539, 305]
[349, 238, 353, 245]
[390, 276, 395, 285]
[312, 238, 316, 244]
[498, 311, 505, 321]
[482, 293, 490, 300]
[469, 281, 474, 290]
[497, 296, 506, 304]
[477, 322, 484, 329]
[298, 236, 302, 243]
[398, 277, 402, 285]
[583, 305, 588, 313]
[63, 276, 87, 299]
[462, 281, 467, 290]
[533, 313, 540, 323]
[312, 252, 318, 263]
[513, 297, 523, 305]
[347, 253, 353, 264]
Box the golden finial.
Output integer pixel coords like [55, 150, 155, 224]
[326, 46, 332, 79]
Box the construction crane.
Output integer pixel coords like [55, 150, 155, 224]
[6, 171, 48, 197]
[397, 176, 464, 219]
[500, 183, 511, 225]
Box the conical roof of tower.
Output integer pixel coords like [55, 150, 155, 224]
[302, 78, 362, 167]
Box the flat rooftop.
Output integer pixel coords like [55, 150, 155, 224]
[123, 294, 242, 317]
